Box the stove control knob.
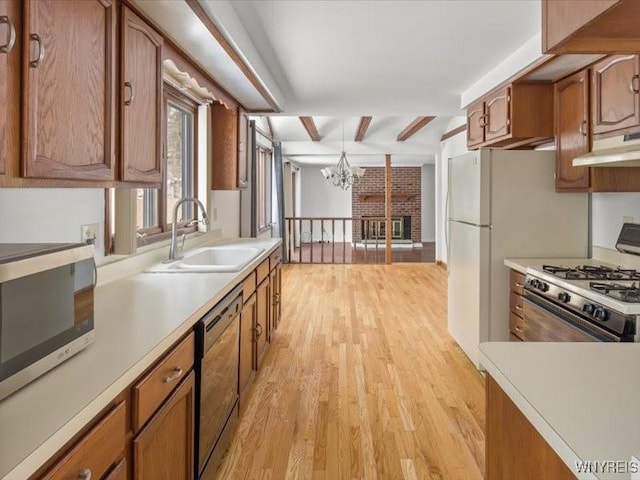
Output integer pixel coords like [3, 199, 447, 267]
[539, 282, 549, 293]
[594, 307, 610, 321]
[583, 303, 595, 315]
[558, 292, 571, 303]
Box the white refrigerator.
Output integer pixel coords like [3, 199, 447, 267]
[447, 149, 589, 368]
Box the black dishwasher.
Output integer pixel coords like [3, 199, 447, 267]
[195, 284, 243, 479]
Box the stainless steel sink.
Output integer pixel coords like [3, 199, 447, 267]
[146, 246, 264, 273]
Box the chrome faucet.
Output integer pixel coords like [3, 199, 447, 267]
[166, 197, 209, 262]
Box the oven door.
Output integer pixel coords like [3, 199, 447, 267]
[522, 291, 619, 342]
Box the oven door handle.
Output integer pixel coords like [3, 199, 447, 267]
[522, 290, 619, 342]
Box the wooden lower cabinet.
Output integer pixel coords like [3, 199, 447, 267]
[43, 402, 126, 480]
[133, 371, 195, 480]
[509, 270, 525, 341]
[486, 375, 575, 479]
[255, 278, 270, 369]
[269, 264, 281, 338]
[105, 458, 127, 480]
[239, 292, 257, 404]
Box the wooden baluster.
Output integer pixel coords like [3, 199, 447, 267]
[364, 219, 368, 264]
[343, 219, 347, 264]
[332, 219, 335, 264]
[287, 218, 291, 263]
[310, 219, 314, 264]
[321, 219, 324, 264]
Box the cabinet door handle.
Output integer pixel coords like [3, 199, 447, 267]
[0, 16, 16, 54]
[515, 304, 523, 311]
[515, 326, 523, 332]
[515, 282, 524, 288]
[124, 82, 135, 105]
[478, 114, 487, 128]
[579, 119, 588, 137]
[255, 323, 263, 338]
[162, 366, 183, 383]
[631, 74, 640, 94]
[29, 33, 44, 68]
[275, 293, 280, 304]
[77, 468, 92, 480]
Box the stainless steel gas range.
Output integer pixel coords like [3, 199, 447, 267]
[522, 223, 640, 342]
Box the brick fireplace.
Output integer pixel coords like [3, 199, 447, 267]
[352, 167, 421, 244]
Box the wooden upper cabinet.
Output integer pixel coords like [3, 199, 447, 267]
[210, 103, 240, 190]
[542, 0, 640, 54]
[121, 6, 162, 184]
[555, 69, 591, 191]
[0, 0, 19, 178]
[466, 83, 553, 150]
[237, 109, 249, 189]
[592, 55, 640, 136]
[466, 100, 485, 148]
[484, 87, 511, 142]
[22, 0, 116, 181]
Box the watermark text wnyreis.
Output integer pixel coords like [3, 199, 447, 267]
[575, 460, 639, 474]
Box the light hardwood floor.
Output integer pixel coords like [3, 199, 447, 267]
[216, 264, 485, 480]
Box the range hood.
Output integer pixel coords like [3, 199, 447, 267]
[573, 133, 640, 167]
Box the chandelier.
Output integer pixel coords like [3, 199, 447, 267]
[320, 119, 365, 190]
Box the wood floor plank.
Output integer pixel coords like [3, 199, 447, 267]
[216, 264, 485, 480]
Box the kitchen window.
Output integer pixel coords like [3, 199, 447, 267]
[137, 86, 198, 245]
[256, 147, 272, 232]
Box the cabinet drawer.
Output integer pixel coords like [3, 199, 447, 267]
[510, 270, 526, 295]
[43, 402, 125, 480]
[269, 249, 282, 269]
[510, 313, 525, 340]
[133, 332, 195, 431]
[256, 258, 270, 284]
[242, 271, 256, 302]
[510, 291, 524, 317]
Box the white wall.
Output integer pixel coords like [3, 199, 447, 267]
[209, 190, 241, 237]
[436, 117, 468, 262]
[0, 189, 106, 259]
[421, 164, 436, 242]
[592, 193, 640, 249]
[299, 165, 352, 242]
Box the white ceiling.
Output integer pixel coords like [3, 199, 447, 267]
[255, 116, 449, 166]
[230, 0, 541, 116]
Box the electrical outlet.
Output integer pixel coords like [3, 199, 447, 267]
[81, 223, 99, 245]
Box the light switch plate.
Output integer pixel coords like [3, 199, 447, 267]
[81, 223, 99, 245]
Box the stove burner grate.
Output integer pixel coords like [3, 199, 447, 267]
[543, 264, 640, 281]
[590, 282, 640, 303]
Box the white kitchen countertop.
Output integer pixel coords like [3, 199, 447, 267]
[0, 237, 281, 480]
[480, 342, 640, 480]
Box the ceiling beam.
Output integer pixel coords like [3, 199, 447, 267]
[440, 124, 466, 142]
[396, 116, 436, 141]
[184, 0, 281, 112]
[354, 116, 373, 142]
[299, 117, 321, 141]
[266, 117, 274, 139]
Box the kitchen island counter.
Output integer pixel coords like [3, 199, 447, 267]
[0, 237, 281, 480]
[480, 341, 640, 479]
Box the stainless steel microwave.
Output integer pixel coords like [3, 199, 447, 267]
[0, 243, 96, 400]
